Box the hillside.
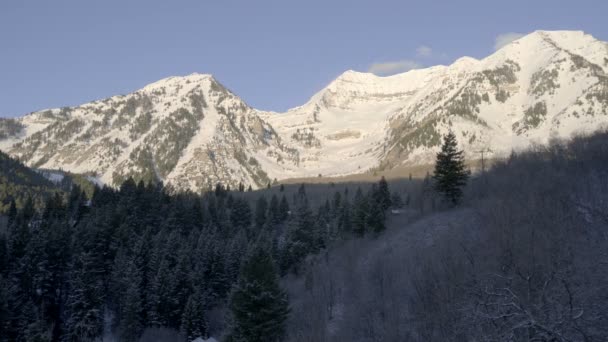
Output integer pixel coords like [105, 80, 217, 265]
[1, 127, 607, 341]
[284, 130, 608, 341]
[0, 149, 398, 341]
[0, 149, 59, 212]
[1, 30, 607, 191]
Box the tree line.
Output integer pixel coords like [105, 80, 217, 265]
[0, 130, 472, 341]
[0, 172, 396, 341]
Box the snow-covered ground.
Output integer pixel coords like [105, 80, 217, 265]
[2, 30, 608, 191]
[37, 170, 65, 184]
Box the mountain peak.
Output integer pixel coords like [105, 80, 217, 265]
[498, 30, 601, 54]
[141, 73, 216, 93]
[450, 56, 479, 69]
[334, 69, 377, 82]
[531, 29, 586, 38]
[4, 30, 608, 191]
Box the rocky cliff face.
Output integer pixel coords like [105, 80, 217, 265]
[1, 30, 607, 191]
[0, 74, 297, 190]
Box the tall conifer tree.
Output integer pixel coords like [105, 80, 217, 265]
[227, 247, 289, 342]
[433, 131, 469, 205]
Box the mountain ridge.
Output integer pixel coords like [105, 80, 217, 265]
[1, 30, 607, 191]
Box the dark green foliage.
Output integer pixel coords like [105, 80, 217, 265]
[0, 157, 390, 341]
[233, 151, 271, 189]
[119, 262, 144, 342]
[231, 198, 252, 229]
[366, 198, 385, 233]
[513, 101, 548, 134]
[444, 89, 483, 120]
[433, 131, 469, 205]
[228, 247, 289, 342]
[291, 127, 321, 148]
[0, 275, 8, 336]
[268, 194, 281, 225]
[281, 187, 321, 273]
[391, 192, 403, 208]
[254, 196, 267, 228]
[392, 117, 442, 156]
[530, 68, 560, 96]
[0, 118, 24, 140]
[188, 91, 208, 118]
[352, 187, 368, 237]
[0, 234, 7, 276]
[377, 176, 391, 210]
[279, 195, 289, 222]
[337, 194, 352, 237]
[113, 107, 201, 184]
[129, 111, 153, 140]
[0, 150, 59, 213]
[180, 292, 208, 341]
[481, 93, 490, 103]
[363, 183, 387, 234]
[63, 251, 105, 341]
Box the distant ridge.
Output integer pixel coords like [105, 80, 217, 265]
[1, 30, 608, 191]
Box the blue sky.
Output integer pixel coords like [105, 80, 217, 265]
[1, 0, 607, 117]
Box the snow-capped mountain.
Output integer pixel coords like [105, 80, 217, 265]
[0, 74, 298, 190]
[1, 30, 607, 191]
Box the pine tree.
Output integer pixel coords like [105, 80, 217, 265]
[420, 171, 432, 213]
[316, 200, 332, 243]
[377, 176, 391, 210]
[268, 194, 281, 225]
[118, 260, 144, 342]
[254, 196, 268, 228]
[279, 195, 290, 222]
[192, 199, 206, 230]
[207, 195, 219, 224]
[224, 230, 247, 285]
[228, 247, 289, 342]
[0, 234, 7, 277]
[226, 193, 235, 209]
[215, 183, 226, 197]
[352, 187, 368, 237]
[22, 303, 53, 342]
[63, 251, 105, 341]
[391, 191, 403, 209]
[332, 191, 342, 214]
[180, 291, 208, 341]
[338, 196, 352, 236]
[366, 199, 386, 234]
[0, 275, 9, 341]
[147, 257, 171, 327]
[231, 198, 252, 229]
[282, 190, 318, 273]
[167, 246, 192, 327]
[7, 200, 17, 227]
[26, 216, 71, 340]
[433, 131, 469, 205]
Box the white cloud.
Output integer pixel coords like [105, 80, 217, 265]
[416, 45, 432, 57]
[368, 60, 422, 76]
[494, 32, 525, 51]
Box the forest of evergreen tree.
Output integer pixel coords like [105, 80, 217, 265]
[0, 174, 395, 341]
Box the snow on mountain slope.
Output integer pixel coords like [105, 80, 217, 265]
[0, 73, 296, 190]
[1, 30, 607, 191]
[382, 30, 608, 167]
